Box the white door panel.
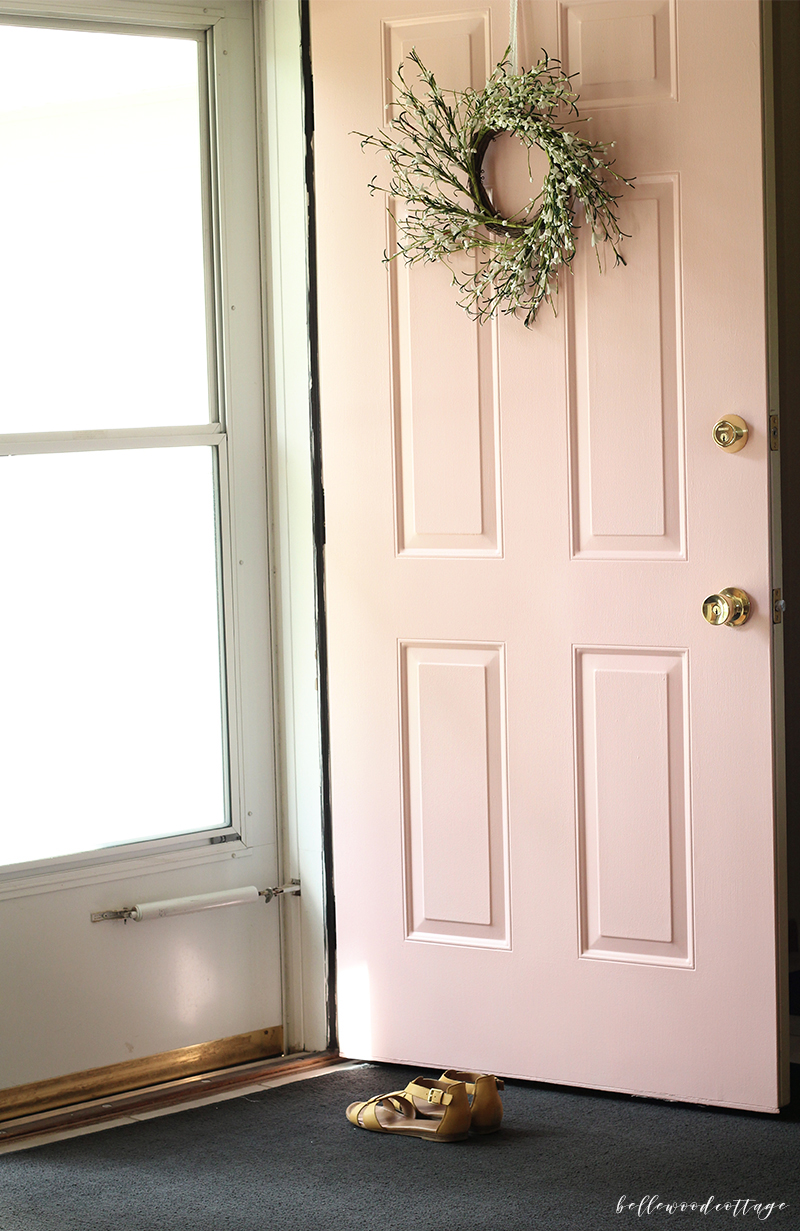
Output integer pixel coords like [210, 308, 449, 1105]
[3, 851, 280, 1087]
[312, 0, 784, 1110]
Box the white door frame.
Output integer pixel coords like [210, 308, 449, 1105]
[0, 0, 331, 1063]
[255, 0, 329, 1054]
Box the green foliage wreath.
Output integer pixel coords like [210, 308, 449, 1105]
[359, 49, 631, 326]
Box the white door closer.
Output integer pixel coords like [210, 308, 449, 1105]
[90, 882, 300, 923]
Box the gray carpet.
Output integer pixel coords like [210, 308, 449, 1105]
[2, 1063, 799, 1230]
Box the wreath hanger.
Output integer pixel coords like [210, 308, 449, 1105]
[473, 0, 531, 238]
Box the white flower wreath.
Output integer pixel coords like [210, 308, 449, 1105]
[359, 48, 631, 326]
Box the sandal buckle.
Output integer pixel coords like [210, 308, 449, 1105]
[427, 1088, 444, 1104]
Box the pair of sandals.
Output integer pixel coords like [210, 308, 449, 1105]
[346, 1069, 505, 1143]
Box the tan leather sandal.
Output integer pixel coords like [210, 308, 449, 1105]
[346, 1076, 470, 1142]
[411, 1069, 505, 1134]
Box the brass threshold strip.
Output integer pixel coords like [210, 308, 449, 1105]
[0, 1044, 342, 1146]
[0, 1020, 343, 1145]
[0, 1025, 285, 1123]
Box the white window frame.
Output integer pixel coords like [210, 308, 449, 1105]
[0, 0, 271, 887]
[0, 0, 268, 890]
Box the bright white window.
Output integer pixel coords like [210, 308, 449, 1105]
[0, 448, 226, 863]
[0, 23, 212, 432]
[0, 14, 268, 870]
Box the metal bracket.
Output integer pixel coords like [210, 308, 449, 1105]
[770, 413, 780, 452]
[260, 879, 301, 904]
[773, 588, 786, 624]
[90, 908, 136, 923]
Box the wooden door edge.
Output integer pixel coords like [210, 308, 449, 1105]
[0, 1025, 287, 1124]
[762, 0, 792, 1108]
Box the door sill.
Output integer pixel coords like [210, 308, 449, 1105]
[0, 1049, 341, 1148]
[0, 1025, 286, 1122]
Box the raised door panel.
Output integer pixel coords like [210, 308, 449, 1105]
[559, 0, 677, 106]
[384, 13, 502, 556]
[400, 641, 510, 947]
[574, 647, 693, 966]
[569, 176, 685, 559]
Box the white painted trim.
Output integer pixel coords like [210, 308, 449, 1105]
[0, 840, 258, 901]
[257, 0, 330, 1054]
[0, 1, 223, 28]
[0, 425, 224, 454]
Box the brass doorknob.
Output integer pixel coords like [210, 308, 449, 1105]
[702, 587, 751, 627]
[712, 415, 748, 452]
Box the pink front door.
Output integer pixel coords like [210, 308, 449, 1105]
[311, 0, 786, 1110]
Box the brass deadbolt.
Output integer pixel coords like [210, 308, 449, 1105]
[702, 587, 752, 627]
[712, 415, 748, 452]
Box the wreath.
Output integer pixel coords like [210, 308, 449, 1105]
[359, 49, 631, 326]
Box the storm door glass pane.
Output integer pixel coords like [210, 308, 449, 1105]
[0, 24, 210, 433]
[0, 447, 227, 866]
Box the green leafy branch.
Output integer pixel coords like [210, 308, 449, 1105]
[357, 48, 632, 326]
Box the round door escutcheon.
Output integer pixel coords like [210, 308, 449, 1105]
[712, 415, 749, 452]
[702, 587, 751, 627]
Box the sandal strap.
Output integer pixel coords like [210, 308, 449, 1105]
[403, 1077, 456, 1107]
[359, 1090, 414, 1131]
[441, 1069, 504, 1093]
